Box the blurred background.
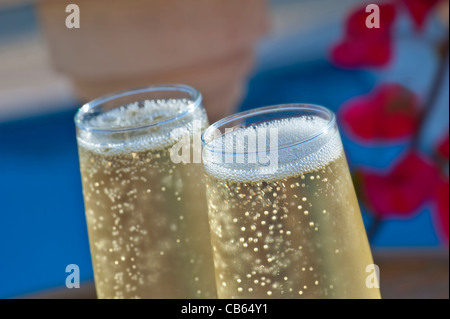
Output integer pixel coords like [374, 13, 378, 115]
[0, 0, 448, 298]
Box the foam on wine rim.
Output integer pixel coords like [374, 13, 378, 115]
[202, 116, 343, 183]
[77, 98, 205, 154]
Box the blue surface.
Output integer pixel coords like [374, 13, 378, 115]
[0, 111, 93, 298]
[240, 61, 376, 113]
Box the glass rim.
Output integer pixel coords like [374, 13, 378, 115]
[74, 84, 202, 133]
[201, 104, 336, 155]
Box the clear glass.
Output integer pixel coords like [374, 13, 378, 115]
[75, 85, 217, 299]
[202, 104, 380, 299]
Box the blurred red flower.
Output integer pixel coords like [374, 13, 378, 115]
[357, 151, 442, 218]
[433, 132, 449, 242]
[399, 0, 442, 30]
[434, 177, 449, 241]
[331, 0, 448, 244]
[436, 132, 449, 160]
[339, 83, 421, 141]
[331, 4, 397, 68]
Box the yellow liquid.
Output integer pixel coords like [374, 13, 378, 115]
[205, 152, 380, 299]
[77, 102, 217, 299]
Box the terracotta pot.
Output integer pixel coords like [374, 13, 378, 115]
[36, 0, 268, 122]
